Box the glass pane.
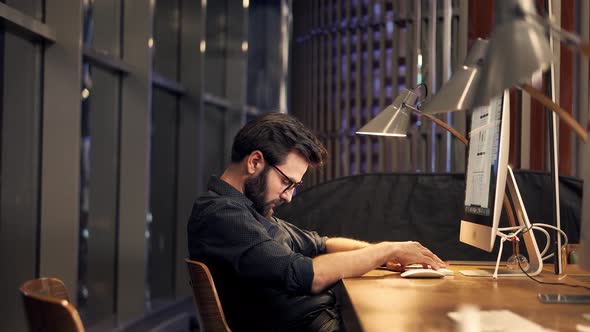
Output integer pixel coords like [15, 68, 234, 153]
[78, 64, 120, 326]
[153, 0, 180, 79]
[204, 0, 228, 96]
[0, 28, 43, 332]
[148, 87, 179, 307]
[86, 0, 122, 56]
[202, 104, 227, 179]
[247, 0, 281, 110]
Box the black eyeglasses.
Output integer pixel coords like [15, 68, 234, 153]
[271, 164, 303, 193]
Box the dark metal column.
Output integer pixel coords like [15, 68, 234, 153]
[40, 0, 83, 305]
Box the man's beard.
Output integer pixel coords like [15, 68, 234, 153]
[244, 166, 283, 218]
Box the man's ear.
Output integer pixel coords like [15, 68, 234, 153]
[246, 150, 265, 175]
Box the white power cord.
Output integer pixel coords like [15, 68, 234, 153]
[492, 223, 570, 279]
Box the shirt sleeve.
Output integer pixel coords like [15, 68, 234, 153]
[191, 201, 315, 294]
[274, 217, 328, 257]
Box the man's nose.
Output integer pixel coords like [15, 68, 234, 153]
[279, 189, 293, 203]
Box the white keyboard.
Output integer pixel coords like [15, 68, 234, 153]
[459, 269, 527, 277]
[448, 309, 554, 332]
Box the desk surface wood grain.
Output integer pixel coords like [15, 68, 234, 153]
[340, 265, 590, 331]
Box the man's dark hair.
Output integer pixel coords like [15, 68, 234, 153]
[231, 113, 327, 167]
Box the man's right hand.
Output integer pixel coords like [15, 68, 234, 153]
[386, 241, 446, 270]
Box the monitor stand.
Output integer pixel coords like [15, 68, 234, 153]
[460, 166, 544, 278]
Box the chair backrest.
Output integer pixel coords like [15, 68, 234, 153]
[19, 278, 85, 332]
[185, 259, 231, 332]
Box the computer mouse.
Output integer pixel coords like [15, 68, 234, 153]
[400, 268, 445, 278]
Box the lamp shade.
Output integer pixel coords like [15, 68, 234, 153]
[472, 0, 552, 107]
[421, 39, 488, 114]
[356, 89, 417, 137]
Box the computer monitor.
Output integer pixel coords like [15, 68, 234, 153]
[459, 90, 543, 277]
[460, 91, 510, 252]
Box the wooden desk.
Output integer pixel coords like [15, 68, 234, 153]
[340, 265, 590, 331]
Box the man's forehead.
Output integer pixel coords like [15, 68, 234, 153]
[278, 152, 308, 177]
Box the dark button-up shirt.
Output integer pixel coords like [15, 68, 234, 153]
[188, 176, 332, 331]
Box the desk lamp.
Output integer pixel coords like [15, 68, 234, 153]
[419, 38, 486, 115]
[422, 37, 587, 142]
[356, 88, 467, 145]
[473, 0, 590, 111]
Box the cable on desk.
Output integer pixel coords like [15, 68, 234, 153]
[516, 240, 590, 291]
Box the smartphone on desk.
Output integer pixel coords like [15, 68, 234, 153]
[538, 293, 590, 304]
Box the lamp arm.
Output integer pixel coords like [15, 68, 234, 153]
[520, 83, 588, 143]
[404, 104, 469, 145]
[529, 13, 590, 57]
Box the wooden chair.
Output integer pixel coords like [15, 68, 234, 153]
[185, 259, 231, 332]
[19, 277, 85, 332]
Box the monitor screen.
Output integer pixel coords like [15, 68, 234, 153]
[460, 91, 510, 252]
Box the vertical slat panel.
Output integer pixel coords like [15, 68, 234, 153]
[530, 90, 546, 170]
[407, 0, 421, 172]
[530, 0, 546, 170]
[319, 0, 326, 183]
[307, 0, 315, 184]
[427, 0, 437, 172]
[509, 89, 522, 168]
[576, 0, 590, 176]
[452, 0, 468, 172]
[311, 0, 318, 185]
[441, 0, 452, 172]
[326, 0, 334, 181]
[394, 1, 411, 172]
[335, 0, 343, 178]
[366, 0, 375, 172]
[578, 0, 590, 258]
[378, 0, 388, 172]
[354, 0, 363, 174]
[344, 0, 352, 176]
[558, 0, 574, 175]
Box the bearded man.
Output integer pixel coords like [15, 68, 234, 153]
[187, 113, 445, 332]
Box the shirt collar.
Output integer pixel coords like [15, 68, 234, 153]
[207, 175, 253, 206]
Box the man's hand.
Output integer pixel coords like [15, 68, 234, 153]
[387, 241, 446, 270]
